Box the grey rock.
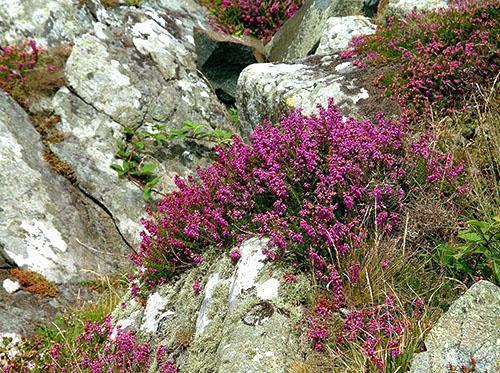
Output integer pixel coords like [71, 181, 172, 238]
[112, 238, 307, 372]
[380, 0, 448, 20]
[265, 0, 367, 62]
[0, 332, 22, 361]
[410, 281, 500, 373]
[316, 16, 376, 55]
[0, 91, 127, 283]
[51, 87, 145, 242]
[51, 2, 233, 244]
[236, 55, 398, 138]
[0, 0, 93, 46]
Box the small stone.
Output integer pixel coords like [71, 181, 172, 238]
[2, 278, 20, 294]
[382, 0, 448, 19]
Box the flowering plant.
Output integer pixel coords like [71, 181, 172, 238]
[201, 0, 302, 42]
[3, 316, 177, 373]
[131, 99, 464, 293]
[0, 40, 47, 92]
[0, 39, 66, 108]
[343, 0, 499, 117]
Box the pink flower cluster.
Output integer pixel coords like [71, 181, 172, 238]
[0, 40, 44, 91]
[306, 293, 414, 369]
[207, 0, 302, 41]
[132, 99, 463, 291]
[5, 316, 177, 372]
[344, 0, 499, 117]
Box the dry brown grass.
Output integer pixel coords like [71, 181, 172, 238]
[31, 113, 65, 144]
[42, 148, 77, 183]
[437, 82, 500, 218]
[100, 0, 119, 8]
[173, 326, 194, 349]
[10, 268, 59, 297]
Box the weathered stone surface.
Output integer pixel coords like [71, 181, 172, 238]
[316, 16, 376, 55]
[194, 28, 264, 103]
[0, 91, 127, 283]
[0, 332, 22, 361]
[264, 0, 367, 62]
[51, 87, 145, 242]
[380, 0, 448, 19]
[410, 281, 500, 373]
[50, 2, 233, 243]
[0, 0, 93, 46]
[112, 238, 306, 372]
[236, 55, 398, 138]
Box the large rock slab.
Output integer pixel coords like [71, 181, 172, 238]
[316, 16, 376, 55]
[0, 91, 126, 283]
[264, 0, 368, 62]
[0, 0, 93, 46]
[112, 238, 307, 372]
[236, 55, 399, 138]
[50, 2, 233, 243]
[410, 281, 500, 373]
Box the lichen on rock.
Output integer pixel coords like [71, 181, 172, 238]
[112, 238, 304, 372]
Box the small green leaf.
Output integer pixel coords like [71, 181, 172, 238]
[143, 187, 152, 201]
[134, 141, 145, 151]
[110, 163, 123, 172]
[458, 230, 483, 243]
[140, 163, 156, 175]
[145, 176, 160, 188]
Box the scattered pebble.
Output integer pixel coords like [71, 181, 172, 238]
[2, 278, 21, 294]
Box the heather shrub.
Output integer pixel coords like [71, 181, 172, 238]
[0, 40, 67, 108]
[0, 40, 41, 93]
[2, 274, 178, 373]
[3, 317, 177, 373]
[343, 0, 499, 118]
[199, 0, 302, 42]
[131, 99, 464, 293]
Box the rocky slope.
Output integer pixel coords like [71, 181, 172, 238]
[1, 0, 499, 372]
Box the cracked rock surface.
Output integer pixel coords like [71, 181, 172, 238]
[0, 0, 233, 336]
[51, 0, 233, 243]
[0, 91, 127, 283]
[112, 238, 306, 373]
[0, 0, 94, 46]
[410, 281, 500, 373]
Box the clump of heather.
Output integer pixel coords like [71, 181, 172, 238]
[306, 292, 420, 371]
[132, 99, 464, 291]
[0, 40, 43, 93]
[344, 0, 499, 117]
[201, 0, 302, 42]
[0, 39, 67, 107]
[4, 316, 177, 373]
